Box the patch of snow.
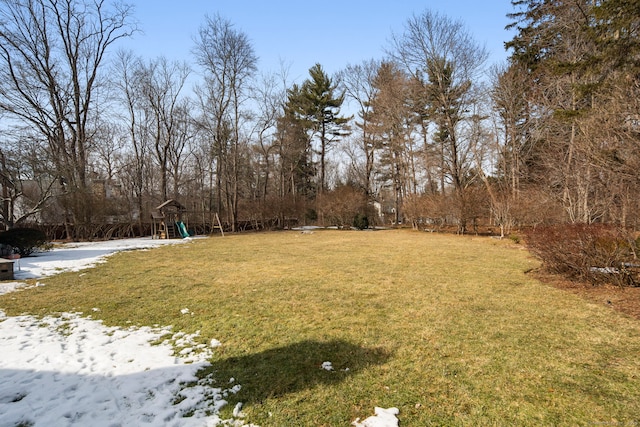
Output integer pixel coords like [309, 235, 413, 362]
[6, 236, 191, 283]
[290, 225, 323, 231]
[321, 361, 334, 371]
[590, 267, 620, 274]
[0, 311, 238, 426]
[227, 384, 242, 395]
[0, 281, 27, 296]
[233, 402, 245, 418]
[352, 407, 400, 427]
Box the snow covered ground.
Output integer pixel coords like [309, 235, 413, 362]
[0, 311, 236, 427]
[4, 237, 190, 284]
[0, 237, 399, 426]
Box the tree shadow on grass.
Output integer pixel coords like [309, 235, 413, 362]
[199, 339, 392, 404]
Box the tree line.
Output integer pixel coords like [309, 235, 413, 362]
[0, 0, 638, 239]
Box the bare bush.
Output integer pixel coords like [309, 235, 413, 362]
[525, 224, 639, 287]
[317, 185, 368, 228]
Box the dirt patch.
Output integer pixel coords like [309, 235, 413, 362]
[532, 270, 640, 320]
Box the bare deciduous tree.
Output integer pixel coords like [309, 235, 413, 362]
[136, 57, 191, 202]
[249, 71, 287, 201]
[0, 130, 60, 228]
[111, 50, 151, 229]
[389, 9, 488, 233]
[338, 59, 380, 198]
[0, 0, 136, 236]
[193, 13, 257, 231]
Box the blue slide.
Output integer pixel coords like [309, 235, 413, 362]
[176, 221, 190, 238]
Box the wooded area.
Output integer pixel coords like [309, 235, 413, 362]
[0, 0, 638, 239]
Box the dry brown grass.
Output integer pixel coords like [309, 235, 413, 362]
[2, 229, 640, 426]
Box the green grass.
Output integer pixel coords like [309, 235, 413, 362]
[2, 229, 640, 426]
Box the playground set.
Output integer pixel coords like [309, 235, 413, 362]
[151, 200, 223, 239]
[151, 200, 190, 239]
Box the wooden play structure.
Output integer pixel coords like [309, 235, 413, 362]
[151, 199, 224, 238]
[151, 200, 188, 239]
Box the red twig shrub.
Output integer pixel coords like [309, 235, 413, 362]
[524, 224, 639, 287]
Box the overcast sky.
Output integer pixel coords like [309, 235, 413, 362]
[117, 0, 516, 83]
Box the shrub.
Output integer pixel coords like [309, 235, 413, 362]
[524, 224, 639, 287]
[352, 213, 369, 230]
[0, 227, 50, 257]
[305, 208, 318, 223]
[316, 185, 368, 228]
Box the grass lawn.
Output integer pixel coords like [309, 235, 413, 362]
[2, 229, 640, 426]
